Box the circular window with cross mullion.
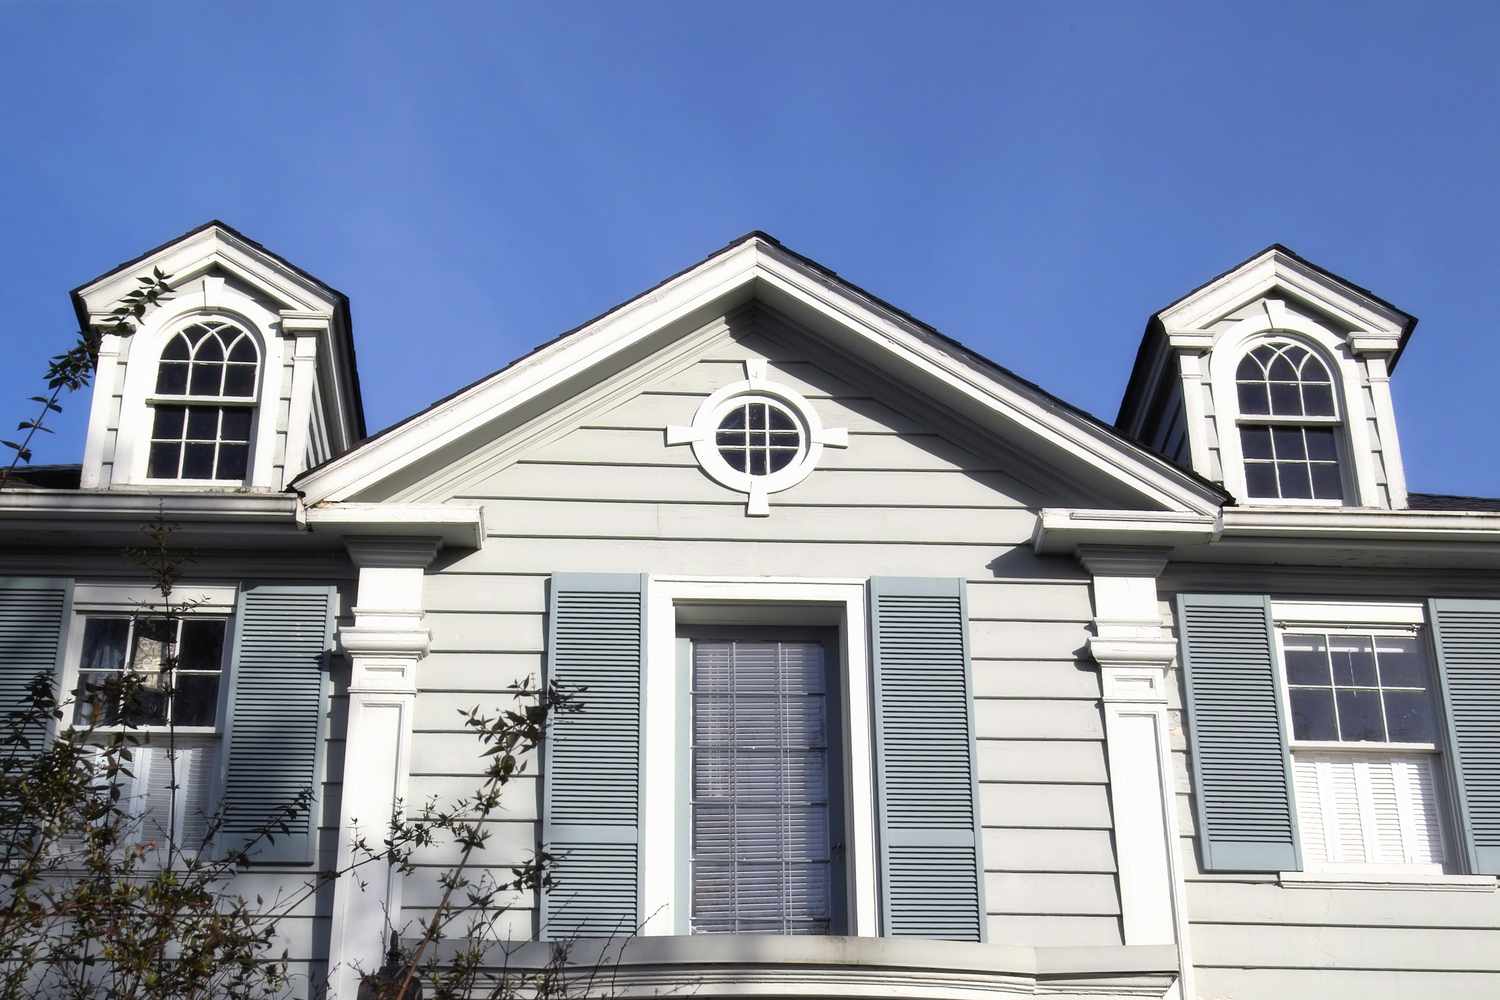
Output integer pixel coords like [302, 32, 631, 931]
[715, 398, 805, 475]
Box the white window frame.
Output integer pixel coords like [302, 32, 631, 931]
[1270, 600, 1457, 878]
[110, 294, 284, 490]
[644, 577, 878, 936]
[1208, 307, 1380, 508]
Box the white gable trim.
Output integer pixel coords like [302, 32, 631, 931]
[1158, 247, 1409, 341]
[294, 237, 1224, 514]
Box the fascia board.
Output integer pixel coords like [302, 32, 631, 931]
[750, 247, 1224, 515]
[1030, 508, 1220, 555]
[75, 226, 336, 318]
[1159, 250, 1406, 337]
[1220, 507, 1500, 543]
[297, 241, 764, 502]
[304, 502, 484, 549]
[0, 489, 304, 543]
[299, 236, 1223, 514]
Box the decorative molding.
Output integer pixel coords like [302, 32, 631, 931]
[665, 359, 848, 516]
[414, 935, 1180, 998]
[308, 505, 483, 549]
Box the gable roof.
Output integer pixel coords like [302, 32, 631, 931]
[293, 232, 1231, 514]
[70, 220, 367, 439]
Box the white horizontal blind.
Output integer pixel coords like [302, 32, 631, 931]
[691, 640, 832, 934]
[1293, 751, 1445, 870]
[132, 744, 219, 854]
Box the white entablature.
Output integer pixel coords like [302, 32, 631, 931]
[1117, 245, 1416, 510]
[71, 222, 364, 492]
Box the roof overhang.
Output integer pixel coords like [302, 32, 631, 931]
[1034, 505, 1500, 570]
[295, 233, 1228, 515]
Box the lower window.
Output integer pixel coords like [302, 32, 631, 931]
[686, 632, 845, 934]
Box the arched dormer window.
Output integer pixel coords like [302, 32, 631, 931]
[146, 320, 259, 482]
[1234, 339, 1344, 501]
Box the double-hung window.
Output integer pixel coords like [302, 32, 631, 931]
[1235, 340, 1347, 502]
[1279, 624, 1450, 872]
[685, 632, 845, 935]
[69, 609, 230, 854]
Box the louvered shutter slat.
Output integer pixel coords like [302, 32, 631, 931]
[0, 579, 71, 763]
[220, 585, 333, 865]
[1177, 593, 1300, 872]
[869, 578, 985, 942]
[1429, 599, 1500, 874]
[541, 574, 644, 940]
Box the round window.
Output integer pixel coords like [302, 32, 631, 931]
[714, 397, 804, 476]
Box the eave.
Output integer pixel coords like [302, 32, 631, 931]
[1034, 505, 1500, 570]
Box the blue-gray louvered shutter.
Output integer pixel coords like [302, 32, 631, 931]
[220, 584, 334, 865]
[1429, 599, 1500, 875]
[541, 573, 645, 940]
[0, 579, 72, 821]
[1176, 593, 1300, 872]
[869, 577, 985, 941]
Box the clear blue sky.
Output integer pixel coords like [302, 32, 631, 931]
[3, 2, 1497, 495]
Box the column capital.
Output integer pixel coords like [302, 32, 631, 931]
[1076, 545, 1170, 579]
[344, 535, 443, 569]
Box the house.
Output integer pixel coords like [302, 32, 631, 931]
[2, 221, 1499, 999]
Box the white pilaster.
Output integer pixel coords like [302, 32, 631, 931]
[326, 536, 440, 1000]
[1080, 547, 1194, 1000]
[279, 312, 328, 486]
[80, 327, 124, 489]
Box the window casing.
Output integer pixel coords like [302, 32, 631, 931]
[1235, 340, 1347, 503]
[147, 320, 259, 482]
[1277, 623, 1453, 873]
[685, 631, 846, 935]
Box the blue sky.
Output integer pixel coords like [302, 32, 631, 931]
[2, 2, 1496, 495]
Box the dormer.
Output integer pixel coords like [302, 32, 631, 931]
[1117, 245, 1417, 509]
[71, 222, 365, 492]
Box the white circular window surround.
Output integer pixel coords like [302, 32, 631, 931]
[666, 360, 847, 516]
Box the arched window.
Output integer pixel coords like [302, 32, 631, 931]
[1234, 340, 1344, 501]
[147, 320, 258, 481]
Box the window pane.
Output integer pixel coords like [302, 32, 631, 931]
[174, 675, 220, 726]
[719, 406, 746, 430]
[178, 620, 225, 670]
[747, 404, 767, 430]
[1290, 688, 1338, 741]
[189, 362, 222, 396]
[152, 405, 186, 439]
[1240, 427, 1273, 460]
[185, 407, 218, 440]
[1335, 689, 1386, 742]
[1310, 463, 1344, 501]
[223, 363, 256, 397]
[131, 619, 173, 673]
[1277, 462, 1313, 499]
[148, 442, 181, 479]
[215, 443, 248, 480]
[1328, 635, 1377, 687]
[1375, 635, 1428, 687]
[227, 336, 256, 364]
[219, 408, 252, 442]
[1283, 634, 1330, 685]
[748, 451, 766, 475]
[194, 334, 225, 363]
[1237, 382, 1270, 415]
[161, 334, 190, 361]
[182, 443, 216, 479]
[1268, 353, 1298, 381]
[80, 618, 130, 671]
[1269, 382, 1303, 415]
[768, 407, 795, 431]
[1383, 690, 1437, 743]
[155, 361, 189, 395]
[74, 671, 118, 725]
[1302, 382, 1336, 417]
[769, 449, 796, 472]
[721, 448, 747, 472]
[121, 676, 170, 727]
[1272, 427, 1307, 460]
[1235, 355, 1262, 380]
[1305, 427, 1338, 461]
[1245, 462, 1279, 497]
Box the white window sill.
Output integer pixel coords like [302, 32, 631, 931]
[1279, 870, 1497, 892]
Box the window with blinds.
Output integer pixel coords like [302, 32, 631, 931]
[1279, 626, 1452, 873]
[690, 638, 839, 934]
